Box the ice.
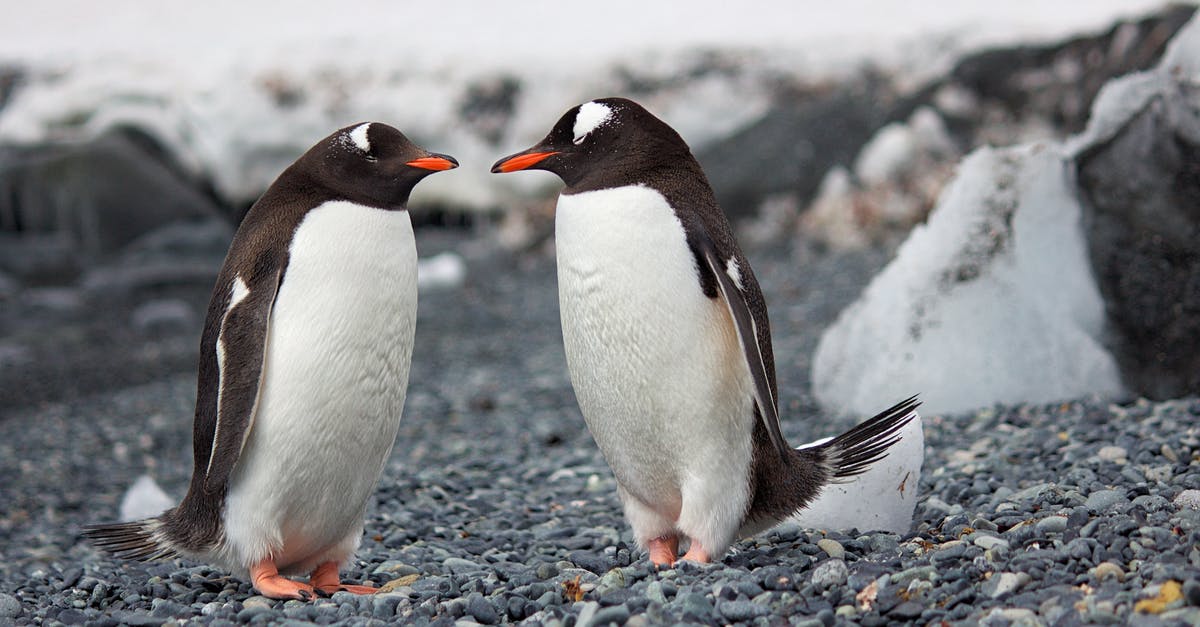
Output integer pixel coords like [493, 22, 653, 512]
[814, 12, 1200, 417]
[417, 252, 467, 291]
[790, 412, 924, 534]
[119, 474, 174, 522]
[812, 144, 1124, 416]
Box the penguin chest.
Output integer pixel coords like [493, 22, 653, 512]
[223, 201, 417, 571]
[555, 186, 754, 508]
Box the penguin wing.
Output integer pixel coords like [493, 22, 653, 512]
[694, 233, 790, 457]
[202, 267, 283, 493]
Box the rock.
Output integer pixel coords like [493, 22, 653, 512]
[118, 474, 174, 522]
[817, 539, 845, 559]
[810, 559, 849, 589]
[1176, 490, 1200, 510]
[1090, 562, 1125, 582]
[973, 535, 1010, 552]
[1097, 446, 1128, 463]
[0, 593, 20, 618]
[720, 600, 770, 621]
[982, 572, 1031, 598]
[466, 594, 499, 625]
[1086, 490, 1128, 512]
[1074, 14, 1200, 400]
[695, 76, 895, 220]
[813, 143, 1123, 416]
[0, 128, 226, 282]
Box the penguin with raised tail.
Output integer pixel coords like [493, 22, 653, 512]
[84, 123, 458, 599]
[492, 98, 920, 566]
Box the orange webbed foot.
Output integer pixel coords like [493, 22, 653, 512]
[680, 539, 712, 564]
[648, 535, 679, 568]
[309, 561, 378, 596]
[251, 560, 315, 601]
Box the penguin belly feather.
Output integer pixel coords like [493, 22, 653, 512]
[216, 201, 417, 576]
[555, 185, 756, 535]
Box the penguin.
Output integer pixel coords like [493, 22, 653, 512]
[492, 98, 919, 566]
[84, 123, 458, 599]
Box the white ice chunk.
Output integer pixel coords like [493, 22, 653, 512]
[119, 474, 174, 522]
[789, 411, 924, 534]
[417, 252, 466, 290]
[813, 144, 1124, 417]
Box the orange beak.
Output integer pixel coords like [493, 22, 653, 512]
[491, 151, 559, 173]
[406, 155, 459, 171]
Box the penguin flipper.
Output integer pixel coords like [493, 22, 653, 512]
[693, 233, 790, 457]
[203, 268, 283, 493]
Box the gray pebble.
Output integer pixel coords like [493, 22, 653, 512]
[0, 593, 20, 618]
[1036, 516, 1068, 534]
[982, 572, 1030, 598]
[1085, 489, 1128, 512]
[810, 559, 848, 588]
[1175, 490, 1200, 511]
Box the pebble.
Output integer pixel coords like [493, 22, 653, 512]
[720, 600, 770, 621]
[1036, 516, 1068, 534]
[0, 593, 21, 618]
[817, 539, 845, 559]
[973, 535, 1009, 552]
[1175, 490, 1200, 511]
[1090, 562, 1125, 582]
[982, 572, 1030, 598]
[1086, 489, 1128, 512]
[810, 560, 848, 589]
[1097, 445, 1127, 463]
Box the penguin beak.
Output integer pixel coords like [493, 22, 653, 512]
[491, 148, 560, 173]
[406, 154, 459, 171]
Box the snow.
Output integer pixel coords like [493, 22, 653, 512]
[812, 144, 1124, 417]
[813, 11, 1199, 418]
[119, 474, 174, 522]
[0, 2, 1176, 210]
[790, 412, 924, 534]
[417, 252, 467, 291]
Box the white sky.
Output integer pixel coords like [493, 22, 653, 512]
[0, 0, 1181, 71]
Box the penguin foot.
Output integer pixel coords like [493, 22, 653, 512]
[309, 561, 378, 596]
[648, 535, 679, 567]
[680, 540, 711, 564]
[250, 560, 315, 601]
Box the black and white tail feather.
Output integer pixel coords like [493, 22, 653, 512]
[809, 395, 920, 481]
[83, 518, 181, 562]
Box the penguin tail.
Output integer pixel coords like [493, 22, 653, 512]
[813, 395, 920, 481]
[83, 518, 180, 562]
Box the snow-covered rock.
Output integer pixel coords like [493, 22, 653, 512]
[790, 411, 924, 534]
[812, 12, 1200, 415]
[812, 144, 1123, 416]
[119, 474, 173, 522]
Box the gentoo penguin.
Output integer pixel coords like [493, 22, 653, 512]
[84, 123, 457, 599]
[492, 98, 919, 566]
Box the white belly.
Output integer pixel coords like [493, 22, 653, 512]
[555, 186, 754, 520]
[221, 200, 417, 574]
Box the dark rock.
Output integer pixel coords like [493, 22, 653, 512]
[695, 74, 896, 218]
[1078, 93, 1200, 399]
[0, 127, 226, 283]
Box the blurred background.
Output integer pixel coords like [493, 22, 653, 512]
[0, 0, 1196, 415]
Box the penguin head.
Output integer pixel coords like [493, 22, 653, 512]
[491, 97, 690, 189]
[299, 122, 458, 209]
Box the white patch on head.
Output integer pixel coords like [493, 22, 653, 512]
[573, 101, 613, 144]
[349, 123, 372, 153]
[725, 258, 743, 290]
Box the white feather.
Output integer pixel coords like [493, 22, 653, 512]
[573, 101, 613, 144]
[349, 122, 372, 153]
[555, 184, 755, 555]
[215, 200, 417, 576]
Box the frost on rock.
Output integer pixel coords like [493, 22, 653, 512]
[812, 144, 1123, 417]
[119, 474, 173, 522]
[788, 411, 924, 534]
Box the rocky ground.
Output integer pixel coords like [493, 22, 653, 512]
[0, 227, 1198, 626]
